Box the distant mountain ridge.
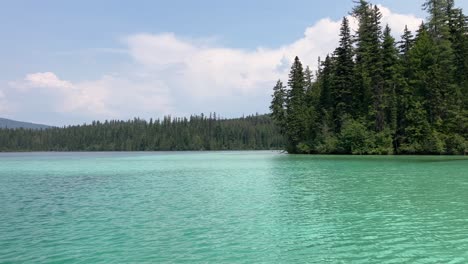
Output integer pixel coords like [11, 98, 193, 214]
[0, 118, 51, 129]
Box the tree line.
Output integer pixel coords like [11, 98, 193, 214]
[0, 114, 283, 151]
[271, 0, 467, 154]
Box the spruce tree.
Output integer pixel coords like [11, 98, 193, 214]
[353, 2, 386, 131]
[303, 66, 320, 144]
[398, 25, 415, 56]
[352, 0, 373, 117]
[270, 80, 287, 133]
[398, 25, 415, 81]
[423, 0, 451, 39]
[304, 66, 314, 94]
[422, 0, 457, 127]
[395, 26, 416, 150]
[381, 25, 399, 136]
[368, 5, 385, 132]
[285, 56, 308, 153]
[318, 55, 335, 116]
[447, 5, 468, 106]
[333, 17, 355, 130]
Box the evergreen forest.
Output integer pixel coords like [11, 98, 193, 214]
[0, 115, 283, 151]
[270, 0, 468, 154]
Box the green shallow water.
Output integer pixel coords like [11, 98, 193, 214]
[0, 152, 468, 263]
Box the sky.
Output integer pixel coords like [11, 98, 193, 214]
[1, 0, 466, 126]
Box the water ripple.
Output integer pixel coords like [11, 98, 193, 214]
[0, 152, 467, 263]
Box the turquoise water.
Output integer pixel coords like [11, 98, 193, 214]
[0, 152, 467, 263]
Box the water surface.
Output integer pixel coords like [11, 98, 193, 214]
[0, 152, 467, 263]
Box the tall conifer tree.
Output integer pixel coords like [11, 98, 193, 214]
[382, 25, 399, 135]
[270, 80, 287, 133]
[333, 17, 355, 130]
[285, 56, 308, 153]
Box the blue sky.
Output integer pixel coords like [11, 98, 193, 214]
[1, 0, 466, 126]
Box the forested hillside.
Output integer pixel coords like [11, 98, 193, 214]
[0, 114, 283, 151]
[0, 118, 50, 129]
[271, 0, 468, 154]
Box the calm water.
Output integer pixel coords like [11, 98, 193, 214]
[0, 152, 467, 263]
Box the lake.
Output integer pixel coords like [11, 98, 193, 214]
[0, 151, 467, 263]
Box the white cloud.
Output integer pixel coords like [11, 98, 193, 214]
[9, 72, 72, 92]
[122, 18, 340, 101]
[25, 72, 73, 90]
[378, 5, 423, 35]
[7, 5, 423, 124]
[10, 72, 173, 119]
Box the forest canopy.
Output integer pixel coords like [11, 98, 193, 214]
[270, 0, 468, 154]
[0, 114, 283, 151]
